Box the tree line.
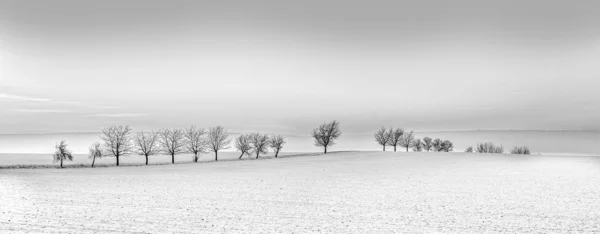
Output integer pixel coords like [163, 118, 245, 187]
[374, 127, 454, 152]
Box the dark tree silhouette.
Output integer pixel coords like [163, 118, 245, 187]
[159, 128, 186, 164]
[135, 131, 160, 165]
[311, 120, 342, 154]
[269, 135, 286, 158]
[53, 140, 73, 168]
[422, 137, 433, 152]
[185, 126, 207, 163]
[234, 134, 253, 159]
[88, 142, 103, 168]
[374, 127, 392, 151]
[432, 138, 444, 152]
[412, 138, 424, 152]
[510, 146, 531, 154]
[207, 126, 231, 161]
[465, 146, 474, 153]
[387, 127, 404, 152]
[101, 125, 133, 166]
[399, 131, 415, 152]
[250, 133, 270, 159]
[441, 140, 454, 152]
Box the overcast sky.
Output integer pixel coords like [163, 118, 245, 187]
[1, 0, 599, 134]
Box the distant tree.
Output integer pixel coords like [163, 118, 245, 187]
[387, 127, 404, 152]
[53, 140, 73, 168]
[374, 127, 392, 151]
[234, 134, 253, 159]
[465, 146, 474, 153]
[476, 142, 504, 154]
[422, 137, 433, 152]
[432, 138, 444, 152]
[311, 120, 342, 154]
[412, 138, 424, 152]
[510, 146, 531, 155]
[441, 140, 454, 152]
[207, 126, 232, 161]
[101, 125, 133, 166]
[399, 131, 415, 152]
[185, 126, 207, 163]
[250, 133, 270, 159]
[135, 131, 160, 165]
[88, 142, 103, 168]
[269, 135, 286, 158]
[159, 128, 186, 164]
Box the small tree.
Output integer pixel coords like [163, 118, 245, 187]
[250, 133, 270, 159]
[159, 128, 186, 164]
[53, 140, 73, 168]
[311, 120, 342, 154]
[412, 138, 423, 152]
[422, 137, 433, 152]
[374, 127, 392, 151]
[185, 126, 207, 163]
[476, 142, 504, 154]
[441, 140, 454, 152]
[234, 134, 253, 159]
[387, 127, 404, 152]
[88, 142, 103, 168]
[432, 138, 444, 152]
[399, 131, 415, 152]
[101, 125, 134, 166]
[207, 126, 231, 161]
[269, 135, 286, 158]
[135, 131, 160, 165]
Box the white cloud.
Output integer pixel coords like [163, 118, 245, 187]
[14, 109, 72, 113]
[0, 93, 50, 102]
[83, 113, 148, 117]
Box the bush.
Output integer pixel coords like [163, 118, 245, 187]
[465, 146, 474, 153]
[476, 142, 504, 154]
[510, 146, 531, 155]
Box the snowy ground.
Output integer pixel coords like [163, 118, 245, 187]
[1, 152, 599, 233]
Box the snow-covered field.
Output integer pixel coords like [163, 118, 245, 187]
[1, 152, 599, 233]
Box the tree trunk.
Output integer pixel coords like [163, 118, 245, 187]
[116, 155, 120, 166]
[394, 145, 397, 152]
[92, 156, 96, 168]
[275, 150, 279, 158]
[60, 157, 63, 168]
[406, 146, 409, 152]
[194, 154, 198, 163]
[324, 146, 327, 154]
[383, 145, 386, 151]
[239, 152, 244, 160]
[215, 151, 218, 161]
[256, 151, 259, 159]
[172, 154, 175, 164]
[145, 155, 148, 165]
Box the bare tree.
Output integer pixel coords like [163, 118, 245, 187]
[412, 138, 424, 152]
[387, 127, 404, 152]
[159, 128, 186, 164]
[374, 127, 392, 151]
[441, 140, 454, 152]
[432, 138, 444, 152]
[399, 131, 415, 152]
[135, 131, 160, 165]
[185, 126, 207, 163]
[207, 126, 231, 161]
[53, 140, 73, 168]
[269, 135, 286, 158]
[422, 137, 433, 152]
[250, 133, 270, 159]
[101, 125, 134, 166]
[311, 120, 342, 154]
[234, 134, 253, 159]
[88, 142, 103, 168]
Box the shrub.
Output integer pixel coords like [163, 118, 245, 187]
[476, 142, 504, 154]
[465, 146, 474, 153]
[510, 146, 531, 155]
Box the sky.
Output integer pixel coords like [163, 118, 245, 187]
[0, 0, 599, 135]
